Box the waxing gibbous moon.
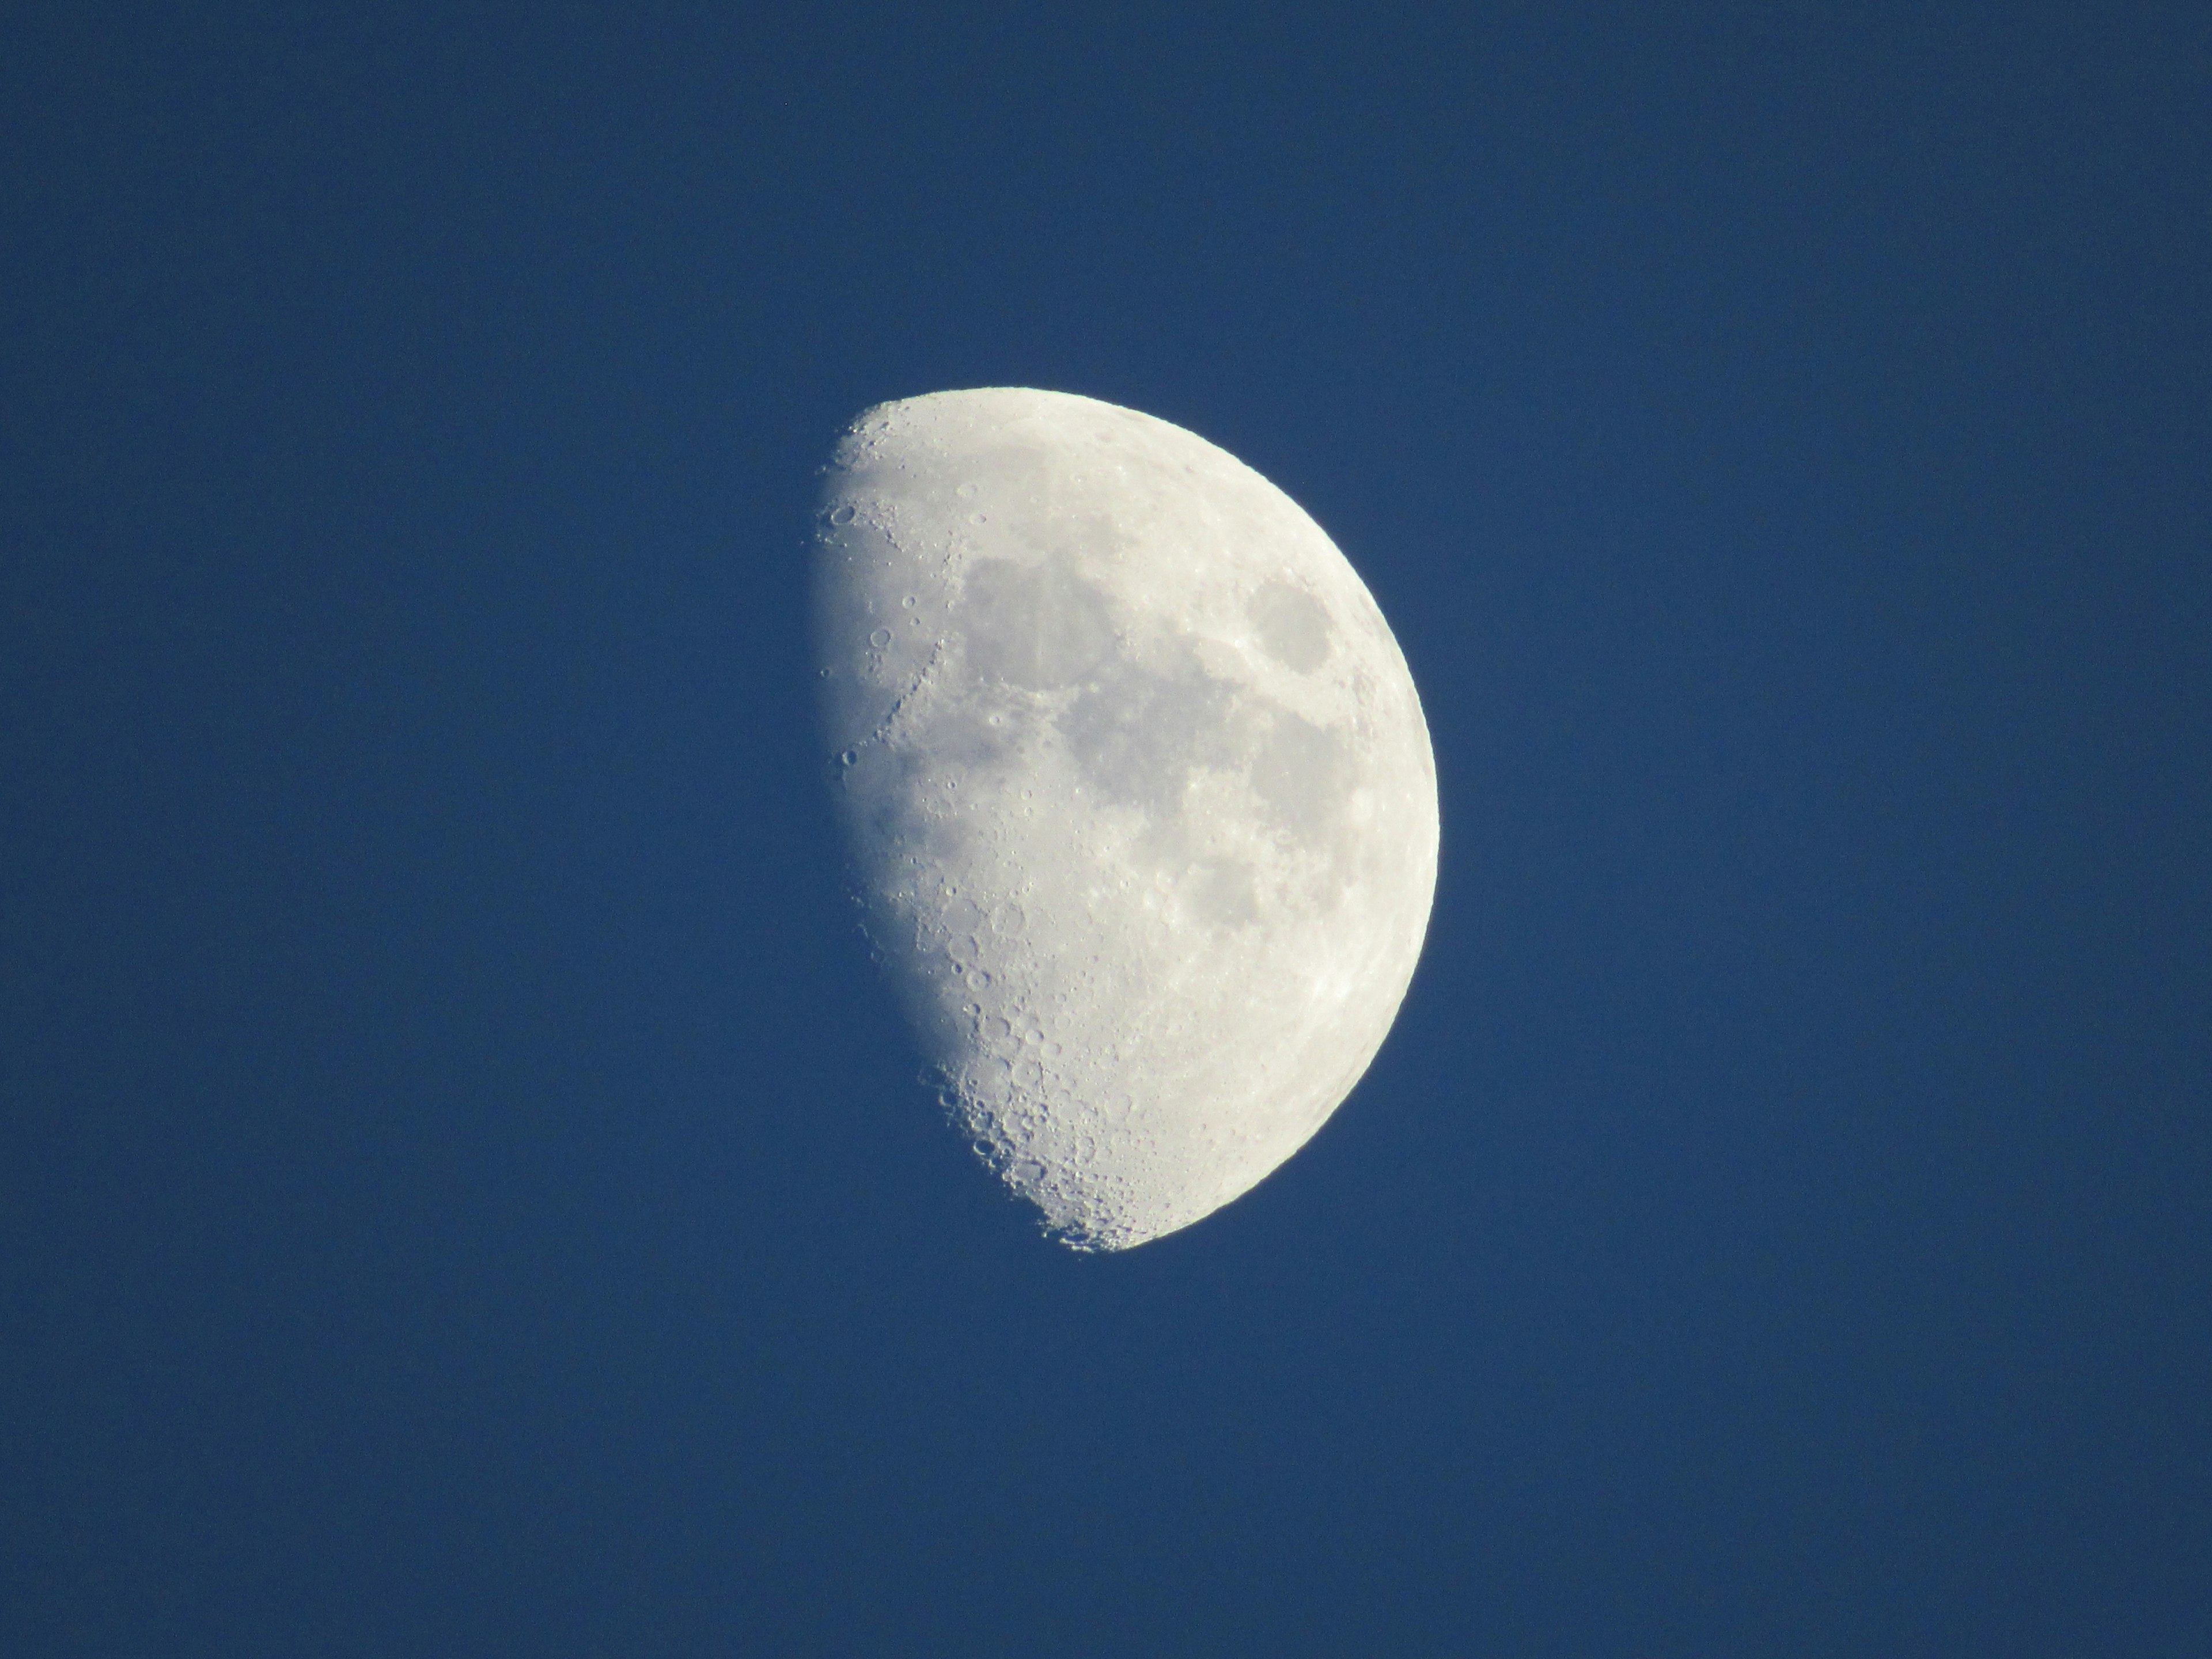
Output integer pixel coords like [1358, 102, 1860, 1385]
[811, 388, 1437, 1251]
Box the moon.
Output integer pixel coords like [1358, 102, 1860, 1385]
[811, 388, 1437, 1251]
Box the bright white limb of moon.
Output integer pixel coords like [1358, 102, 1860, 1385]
[812, 388, 1437, 1250]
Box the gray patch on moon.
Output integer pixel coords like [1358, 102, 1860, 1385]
[1185, 857, 1259, 927]
[960, 558, 1119, 691]
[1248, 578, 1334, 672]
[1247, 707, 1353, 844]
[1059, 640, 1234, 818]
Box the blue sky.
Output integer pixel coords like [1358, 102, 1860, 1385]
[4, 5, 2207, 1653]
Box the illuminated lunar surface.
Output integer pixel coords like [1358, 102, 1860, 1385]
[812, 387, 1438, 1250]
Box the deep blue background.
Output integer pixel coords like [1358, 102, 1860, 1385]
[5, 5, 2207, 1653]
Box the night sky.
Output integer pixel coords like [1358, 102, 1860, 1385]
[6, 5, 2209, 1654]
